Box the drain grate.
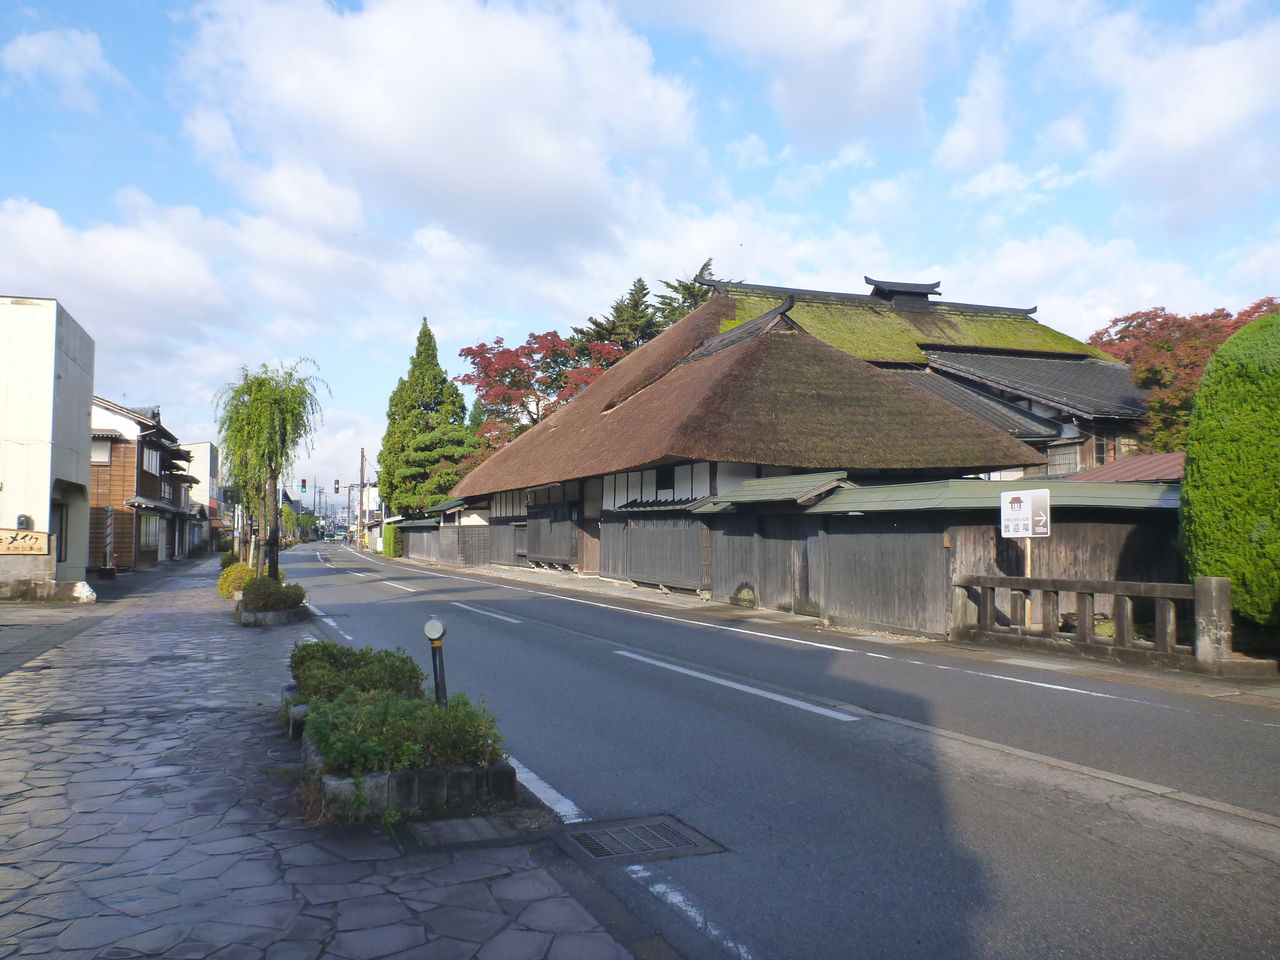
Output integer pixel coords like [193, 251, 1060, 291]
[560, 815, 722, 865]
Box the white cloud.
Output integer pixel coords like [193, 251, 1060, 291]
[1036, 115, 1089, 156]
[619, 0, 978, 146]
[934, 54, 1008, 173]
[949, 225, 1221, 339]
[847, 175, 913, 225]
[773, 143, 870, 201]
[0, 28, 125, 111]
[727, 133, 773, 169]
[179, 0, 693, 254]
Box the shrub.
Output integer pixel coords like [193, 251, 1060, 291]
[290, 642, 425, 701]
[307, 690, 503, 776]
[220, 550, 239, 570]
[217, 562, 254, 598]
[1183, 311, 1280, 628]
[241, 576, 306, 612]
[383, 525, 403, 558]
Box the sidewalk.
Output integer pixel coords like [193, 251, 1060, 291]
[0, 557, 647, 960]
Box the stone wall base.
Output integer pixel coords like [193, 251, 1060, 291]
[0, 579, 96, 603]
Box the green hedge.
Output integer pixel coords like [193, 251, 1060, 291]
[220, 549, 239, 570]
[290, 640, 425, 701]
[382, 525, 403, 558]
[307, 690, 503, 775]
[1183, 311, 1280, 627]
[242, 576, 306, 612]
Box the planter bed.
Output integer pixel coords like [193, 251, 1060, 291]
[300, 733, 517, 818]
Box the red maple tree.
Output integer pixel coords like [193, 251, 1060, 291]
[456, 332, 623, 444]
[1088, 297, 1279, 451]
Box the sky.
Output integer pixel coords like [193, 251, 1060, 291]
[3, 0, 1279, 514]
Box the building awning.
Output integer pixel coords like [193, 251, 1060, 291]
[611, 497, 706, 513]
[393, 518, 441, 529]
[804, 478, 1180, 515]
[91, 428, 124, 439]
[125, 495, 177, 513]
[691, 471, 852, 514]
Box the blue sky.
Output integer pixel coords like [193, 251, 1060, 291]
[3, 0, 1278, 504]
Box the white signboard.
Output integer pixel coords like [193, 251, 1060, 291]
[1000, 488, 1050, 538]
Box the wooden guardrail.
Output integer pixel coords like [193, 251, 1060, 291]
[950, 574, 1232, 671]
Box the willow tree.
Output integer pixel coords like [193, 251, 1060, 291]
[216, 360, 326, 581]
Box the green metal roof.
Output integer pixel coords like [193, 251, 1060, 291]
[804, 479, 1180, 514]
[392, 517, 441, 529]
[419, 498, 466, 516]
[691, 471, 850, 513]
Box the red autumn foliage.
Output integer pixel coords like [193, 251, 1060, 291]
[1088, 296, 1280, 451]
[456, 332, 623, 443]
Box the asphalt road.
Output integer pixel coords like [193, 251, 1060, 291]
[296, 544, 1280, 960]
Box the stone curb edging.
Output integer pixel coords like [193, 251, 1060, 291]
[281, 683, 518, 818]
[236, 604, 311, 626]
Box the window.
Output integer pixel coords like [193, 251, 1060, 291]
[140, 514, 160, 549]
[91, 440, 112, 463]
[1048, 443, 1080, 475]
[142, 446, 161, 474]
[161, 482, 174, 501]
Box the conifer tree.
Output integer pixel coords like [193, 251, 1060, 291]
[378, 320, 466, 513]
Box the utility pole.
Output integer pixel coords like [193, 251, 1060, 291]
[358, 446, 365, 552]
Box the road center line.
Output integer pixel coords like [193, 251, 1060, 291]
[616, 651, 859, 722]
[342, 570, 368, 578]
[383, 581, 414, 592]
[450, 601, 522, 624]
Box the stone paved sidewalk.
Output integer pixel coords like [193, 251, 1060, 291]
[0, 558, 633, 960]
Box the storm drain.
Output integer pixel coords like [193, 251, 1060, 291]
[559, 815, 723, 865]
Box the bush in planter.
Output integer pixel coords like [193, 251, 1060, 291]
[241, 576, 307, 612]
[306, 689, 503, 775]
[291, 641, 425, 701]
[217, 562, 254, 598]
[220, 550, 239, 570]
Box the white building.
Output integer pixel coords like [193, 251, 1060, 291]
[0, 297, 96, 601]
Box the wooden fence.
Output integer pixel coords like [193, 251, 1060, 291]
[950, 574, 1243, 674]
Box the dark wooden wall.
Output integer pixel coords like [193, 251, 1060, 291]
[527, 504, 578, 564]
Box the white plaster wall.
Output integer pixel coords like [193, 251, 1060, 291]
[0, 298, 94, 584]
[714, 461, 756, 495]
[0, 298, 57, 535]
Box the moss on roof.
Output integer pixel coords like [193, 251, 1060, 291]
[725, 293, 1111, 362]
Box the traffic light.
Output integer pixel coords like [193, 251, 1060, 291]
[334, 479, 340, 494]
[300, 478, 306, 492]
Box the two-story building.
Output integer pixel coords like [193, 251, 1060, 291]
[89, 398, 198, 569]
[0, 297, 96, 601]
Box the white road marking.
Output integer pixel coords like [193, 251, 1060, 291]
[450, 601, 522, 624]
[505, 756, 586, 823]
[305, 602, 326, 617]
[615, 651, 858, 722]
[344, 570, 369, 578]
[384, 581, 415, 592]
[377, 567, 1280, 724]
[626, 865, 756, 960]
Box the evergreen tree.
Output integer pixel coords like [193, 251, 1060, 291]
[572, 278, 657, 351]
[655, 258, 715, 327]
[1182, 310, 1280, 627]
[396, 423, 487, 509]
[378, 320, 466, 513]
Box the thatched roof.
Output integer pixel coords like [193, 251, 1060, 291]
[452, 293, 1045, 497]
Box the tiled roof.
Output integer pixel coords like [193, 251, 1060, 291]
[1067, 452, 1185, 483]
[693, 471, 850, 513]
[806, 478, 1180, 514]
[893, 370, 1060, 440]
[924, 349, 1145, 418]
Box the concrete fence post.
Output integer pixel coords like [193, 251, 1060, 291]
[1194, 577, 1232, 665]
